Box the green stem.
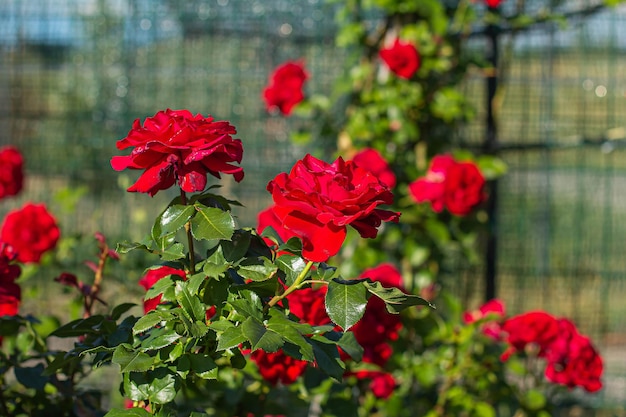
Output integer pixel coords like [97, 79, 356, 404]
[180, 189, 196, 275]
[267, 261, 314, 308]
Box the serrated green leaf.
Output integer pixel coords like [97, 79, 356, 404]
[276, 254, 307, 286]
[241, 316, 284, 352]
[144, 274, 177, 300]
[50, 315, 105, 337]
[111, 303, 138, 320]
[231, 276, 279, 298]
[216, 325, 247, 351]
[188, 354, 218, 379]
[326, 279, 367, 331]
[158, 204, 196, 236]
[190, 206, 235, 241]
[363, 280, 433, 314]
[140, 327, 181, 351]
[116, 241, 150, 254]
[175, 281, 205, 323]
[113, 344, 154, 372]
[267, 313, 314, 362]
[229, 296, 263, 321]
[133, 311, 173, 334]
[158, 242, 186, 261]
[125, 369, 180, 405]
[237, 257, 278, 282]
[336, 331, 363, 361]
[221, 230, 251, 262]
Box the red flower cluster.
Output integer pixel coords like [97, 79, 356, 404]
[267, 154, 400, 262]
[0, 243, 21, 318]
[379, 38, 421, 79]
[408, 154, 485, 216]
[0, 203, 60, 264]
[351, 148, 396, 189]
[463, 298, 505, 340]
[501, 310, 603, 392]
[111, 109, 244, 197]
[347, 370, 396, 399]
[0, 146, 24, 201]
[249, 349, 309, 386]
[262, 61, 308, 116]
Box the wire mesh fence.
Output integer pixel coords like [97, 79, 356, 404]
[2, 0, 626, 412]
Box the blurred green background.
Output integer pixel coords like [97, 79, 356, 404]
[2, 0, 626, 411]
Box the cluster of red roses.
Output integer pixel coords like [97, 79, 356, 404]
[0, 146, 60, 328]
[464, 299, 603, 393]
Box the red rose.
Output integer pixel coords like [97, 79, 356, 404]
[111, 109, 244, 196]
[249, 349, 309, 385]
[287, 286, 332, 327]
[485, 0, 502, 7]
[0, 243, 21, 318]
[409, 154, 485, 216]
[500, 311, 559, 361]
[349, 370, 396, 399]
[463, 298, 505, 340]
[379, 38, 420, 79]
[351, 148, 396, 189]
[138, 266, 187, 313]
[257, 204, 298, 245]
[262, 61, 308, 115]
[0, 146, 24, 200]
[267, 154, 400, 262]
[0, 203, 60, 264]
[544, 319, 603, 392]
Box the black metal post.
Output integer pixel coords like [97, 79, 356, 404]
[484, 10, 499, 302]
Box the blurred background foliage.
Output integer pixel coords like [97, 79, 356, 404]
[2, 0, 626, 411]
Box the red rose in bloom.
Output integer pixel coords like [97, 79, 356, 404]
[485, 0, 502, 7]
[111, 109, 244, 197]
[409, 154, 485, 216]
[351, 148, 396, 189]
[544, 319, 603, 392]
[263, 61, 308, 116]
[351, 263, 404, 366]
[0, 243, 21, 318]
[350, 370, 397, 399]
[257, 204, 298, 245]
[0, 203, 60, 264]
[287, 286, 332, 326]
[379, 38, 420, 79]
[249, 349, 309, 385]
[463, 298, 505, 340]
[500, 311, 559, 361]
[267, 154, 400, 262]
[0, 146, 24, 200]
[138, 266, 187, 313]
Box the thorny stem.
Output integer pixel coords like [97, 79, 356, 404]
[180, 189, 196, 275]
[267, 260, 315, 308]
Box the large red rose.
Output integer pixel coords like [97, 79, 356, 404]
[379, 38, 420, 79]
[257, 204, 298, 245]
[138, 266, 187, 313]
[111, 109, 244, 196]
[0, 203, 60, 264]
[544, 318, 603, 392]
[409, 154, 485, 216]
[351, 148, 396, 189]
[262, 61, 308, 116]
[267, 154, 400, 262]
[500, 311, 560, 361]
[0, 146, 24, 200]
[249, 349, 309, 385]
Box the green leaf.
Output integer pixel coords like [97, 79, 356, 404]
[267, 311, 315, 362]
[363, 281, 433, 314]
[241, 316, 284, 352]
[336, 331, 363, 362]
[216, 325, 247, 351]
[229, 296, 263, 321]
[325, 279, 368, 330]
[276, 254, 307, 286]
[116, 240, 150, 254]
[112, 344, 154, 372]
[104, 409, 153, 417]
[111, 303, 138, 320]
[188, 353, 218, 379]
[140, 327, 181, 351]
[231, 276, 279, 299]
[144, 274, 177, 300]
[237, 257, 278, 282]
[158, 204, 196, 236]
[175, 281, 206, 323]
[133, 311, 173, 334]
[158, 242, 186, 261]
[125, 369, 180, 404]
[15, 364, 47, 390]
[310, 336, 344, 381]
[50, 315, 105, 337]
[221, 230, 251, 262]
[190, 205, 235, 241]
